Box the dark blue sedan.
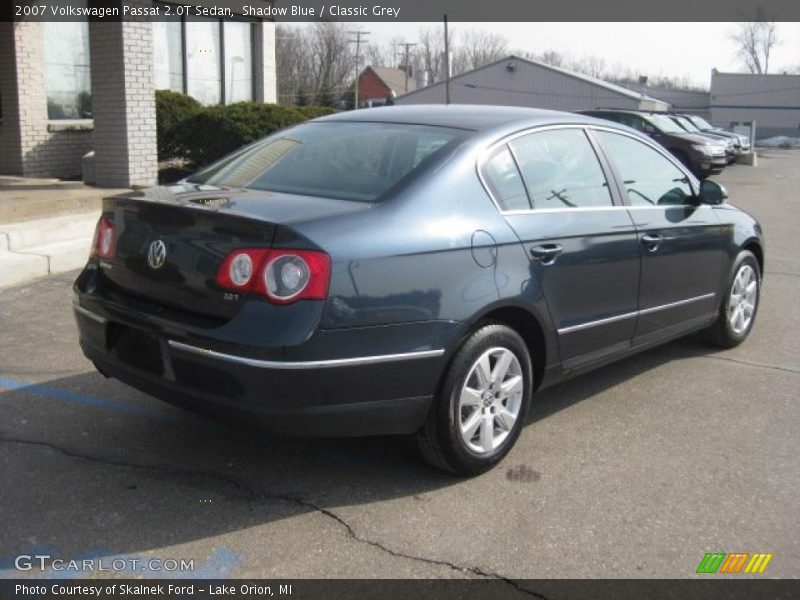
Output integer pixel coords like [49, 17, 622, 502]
[73, 105, 764, 474]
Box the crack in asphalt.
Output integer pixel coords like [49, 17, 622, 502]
[697, 354, 800, 375]
[0, 436, 547, 599]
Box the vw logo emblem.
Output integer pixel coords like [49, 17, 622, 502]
[147, 240, 167, 270]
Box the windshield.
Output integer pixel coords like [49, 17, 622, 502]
[675, 116, 701, 132]
[688, 115, 714, 130]
[645, 114, 686, 134]
[187, 122, 468, 202]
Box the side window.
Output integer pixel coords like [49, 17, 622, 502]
[482, 146, 530, 211]
[595, 131, 693, 207]
[509, 129, 612, 209]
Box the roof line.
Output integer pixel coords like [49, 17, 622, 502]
[398, 54, 665, 103]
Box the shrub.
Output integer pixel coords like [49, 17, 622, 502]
[156, 90, 201, 160]
[175, 103, 337, 168]
[295, 106, 339, 120]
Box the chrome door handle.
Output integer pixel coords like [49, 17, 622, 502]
[530, 244, 564, 264]
[641, 234, 663, 251]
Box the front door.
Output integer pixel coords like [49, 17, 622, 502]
[482, 127, 641, 368]
[593, 130, 726, 344]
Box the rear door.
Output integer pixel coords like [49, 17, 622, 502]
[483, 126, 641, 369]
[592, 129, 725, 344]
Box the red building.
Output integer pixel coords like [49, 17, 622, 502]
[356, 66, 417, 106]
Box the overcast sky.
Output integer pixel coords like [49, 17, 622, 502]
[356, 22, 800, 88]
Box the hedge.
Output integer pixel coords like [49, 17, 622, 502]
[155, 90, 201, 161]
[158, 99, 340, 168]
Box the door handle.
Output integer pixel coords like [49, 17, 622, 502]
[530, 244, 564, 264]
[641, 233, 663, 251]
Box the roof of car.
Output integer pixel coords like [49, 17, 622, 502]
[315, 104, 604, 133]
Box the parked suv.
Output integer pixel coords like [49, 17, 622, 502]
[681, 114, 751, 153]
[581, 109, 727, 177]
[667, 114, 737, 164]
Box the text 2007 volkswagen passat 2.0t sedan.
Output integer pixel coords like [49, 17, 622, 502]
[74, 105, 764, 474]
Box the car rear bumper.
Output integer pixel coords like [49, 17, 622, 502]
[73, 293, 461, 437]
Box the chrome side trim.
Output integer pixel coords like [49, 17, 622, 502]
[558, 293, 716, 335]
[167, 340, 445, 370]
[558, 310, 638, 335]
[638, 293, 716, 316]
[73, 304, 107, 324]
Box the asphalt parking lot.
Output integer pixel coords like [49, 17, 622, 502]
[1, 150, 798, 583]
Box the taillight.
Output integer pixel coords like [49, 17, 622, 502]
[215, 248, 270, 291]
[91, 218, 115, 259]
[215, 248, 330, 305]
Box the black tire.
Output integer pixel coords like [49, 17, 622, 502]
[416, 322, 533, 475]
[701, 250, 761, 348]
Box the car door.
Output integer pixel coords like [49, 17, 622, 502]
[482, 127, 641, 369]
[592, 129, 726, 344]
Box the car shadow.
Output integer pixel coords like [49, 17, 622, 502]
[0, 333, 712, 575]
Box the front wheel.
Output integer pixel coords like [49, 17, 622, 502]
[701, 250, 761, 347]
[416, 323, 533, 475]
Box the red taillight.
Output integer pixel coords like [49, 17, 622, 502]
[215, 248, 330, 305]
[91, 218, 115, 259]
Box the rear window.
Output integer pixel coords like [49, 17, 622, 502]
[187, 122, 467, 202]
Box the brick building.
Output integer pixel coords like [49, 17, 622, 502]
[357, 67, 417, 107]
[0, 2, 276, 188]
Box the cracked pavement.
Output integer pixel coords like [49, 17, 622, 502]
[1, 150, 798, 580]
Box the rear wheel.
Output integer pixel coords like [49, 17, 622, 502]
[416, 323, 532, 475]
[701, 250, 760, 347]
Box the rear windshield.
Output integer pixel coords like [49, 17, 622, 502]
[187, 122, 467, 202]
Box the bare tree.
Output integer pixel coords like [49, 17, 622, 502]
[414, 26, 446, 83]
[536, 50, 566, 68]
[275, 25, 311, 105]
[451, 29, 509, 75]
[570, 56, 607, 79]
[730, 18, 779, 74]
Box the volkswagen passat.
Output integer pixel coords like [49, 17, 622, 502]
[74, 106, 764, 474]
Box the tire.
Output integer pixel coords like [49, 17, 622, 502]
[701, 250, 761, 348]
[416, 322, 533, 475]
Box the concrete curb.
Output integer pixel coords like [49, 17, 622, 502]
[0, 211, 99, 289]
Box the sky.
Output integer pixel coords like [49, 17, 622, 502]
[353, 22, 800, 88]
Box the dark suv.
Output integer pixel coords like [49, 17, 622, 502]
[581, 109, 727, 178]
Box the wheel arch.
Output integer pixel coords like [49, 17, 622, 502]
[474, 304, 550, 393]
[742, 238, 764, 276]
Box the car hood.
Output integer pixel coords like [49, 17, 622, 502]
[676, 133, 725, 146]
[115, 182, 374, 225]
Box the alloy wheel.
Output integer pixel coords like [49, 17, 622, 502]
[458, 347, 524, 454]
[728, 264, 758, 335]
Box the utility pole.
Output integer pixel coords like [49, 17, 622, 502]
[397, 42, 417, 93]
[348, 30, 370, 109]
[443, 15, 450, 104]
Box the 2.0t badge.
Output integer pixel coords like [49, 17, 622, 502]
[147, 239, 166, 269]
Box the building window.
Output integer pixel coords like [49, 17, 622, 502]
[186, 18, 222, 105]
[44, 20, 92, 119]
[153, 16, 183, 93]
[153, 10, 255, 105]
[224, 21, 253, 104]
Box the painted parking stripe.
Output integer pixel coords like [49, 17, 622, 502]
[0, 376, 200, 426]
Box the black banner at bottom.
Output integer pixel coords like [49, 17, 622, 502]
[1, 579, 798, 600]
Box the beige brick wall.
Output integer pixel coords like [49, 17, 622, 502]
[0, 21, 93, 179]
[90, 17, 157, 187]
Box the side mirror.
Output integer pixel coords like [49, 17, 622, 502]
[699, 180, 728, 205]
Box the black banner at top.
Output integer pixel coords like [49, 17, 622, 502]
[6, 0, 800, 22]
